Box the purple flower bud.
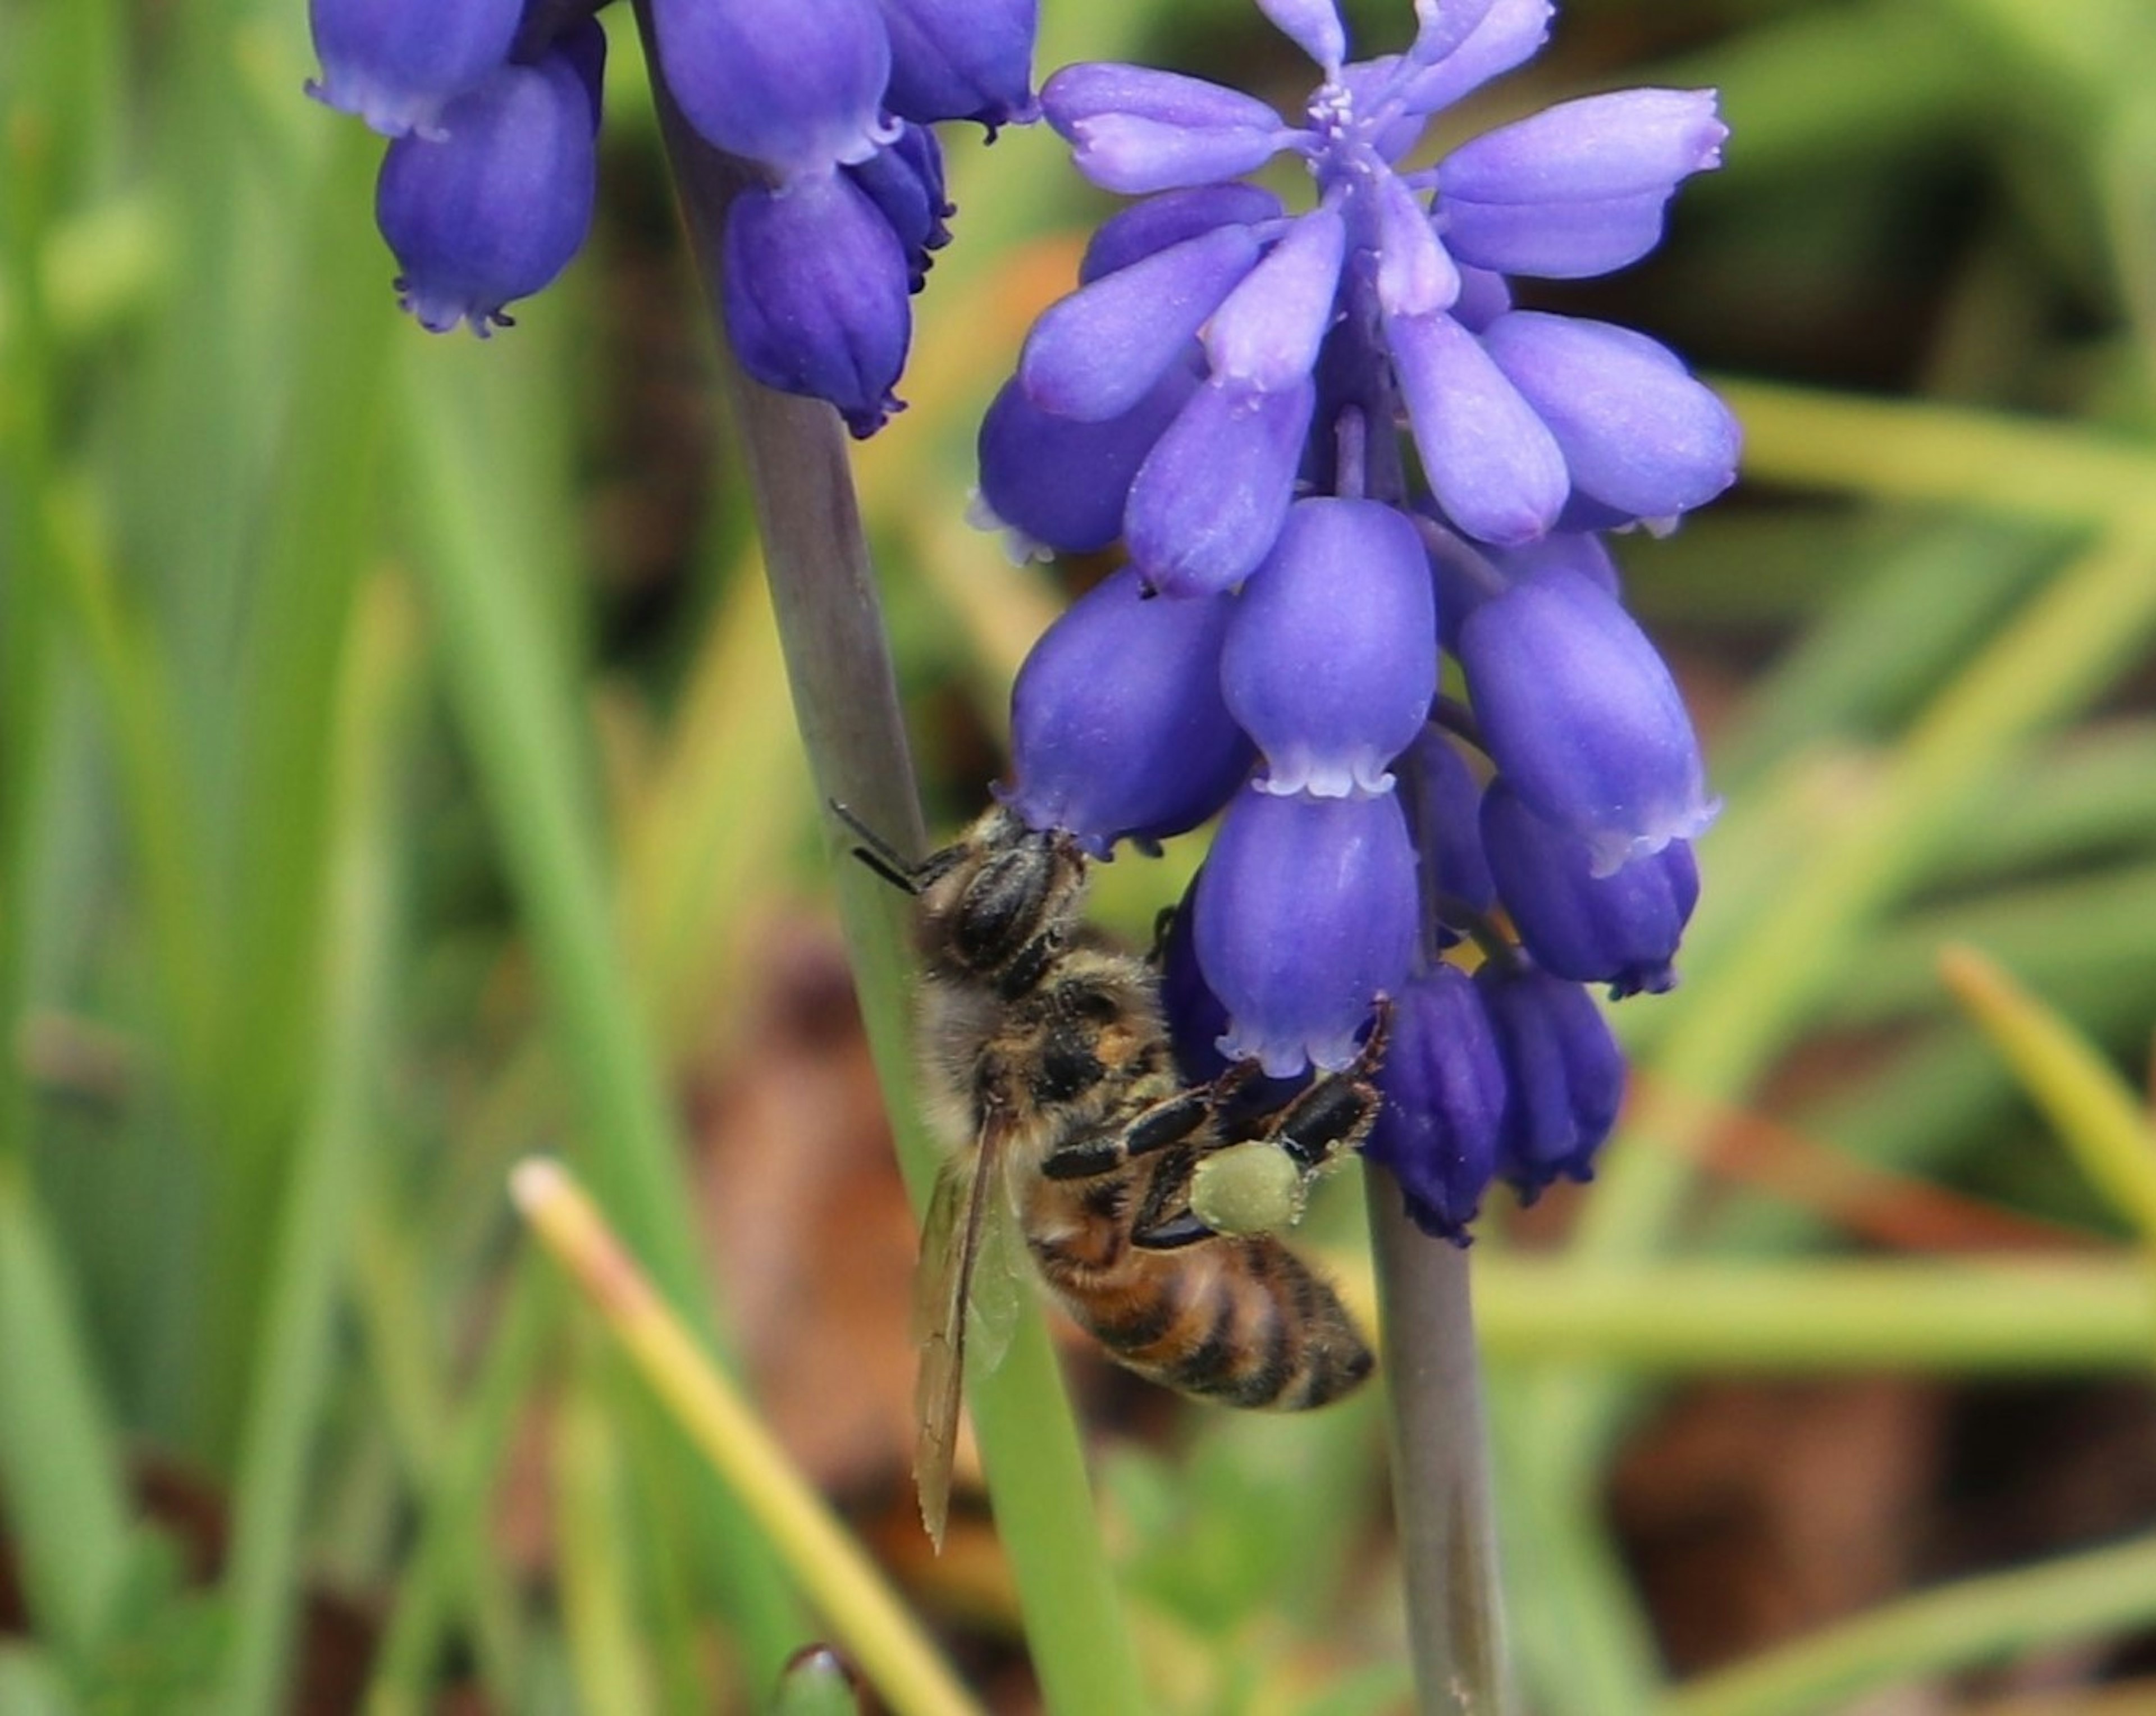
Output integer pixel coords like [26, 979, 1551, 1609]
[1481, 312, 1740, 524]
[1020, 223, 1262, 421]
[1386, 308, 1567, 546]
[1396, 0, 1552, 117]
[1450, 264, 1514, 332]
[1221, 498, 1436, 796]
[1457, 568, 1717, 873]
[1372, 174, 1459, 318]
[1043, 65, 1292, 195]
[1124, 375, 1315, 597]
[1364, 966, 1506, 1242]
[1481, 780, 1698, 996]
[1257, 0, 1346, 72]
[652, 0, 894, 181]
[307, 0, 519, 138]
[1438, 90, 1726, 280]
[721, 170, 912, 437]
[846, 123, 953, 291]
[1397, 724, 1493, 935]
[1193, 787, 1418, 1077]
[374, 38, 600, 335]
[1004, 567, 1255, 855]
[1080, 184, 1285, 284]
[977, 352, 1201, 555]
[875, 0, 1039, 132]
[1476, 960, 1625, 1198]
[1424, 522, 1617, 651]
[1203, 207, 1345, 391]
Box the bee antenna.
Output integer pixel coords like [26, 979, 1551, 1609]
[830, 800, 922, 896]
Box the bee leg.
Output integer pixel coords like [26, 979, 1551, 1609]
[1038, 1086, 1213, 1182]
[1130, 1146, 1214, 1251]
[1251, 1005, 1393, 1171]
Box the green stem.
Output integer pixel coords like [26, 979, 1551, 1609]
[1664, 1529, 2156, 1716]
[625, 21, 1146, 1708]
[1367, 1182, 1513, 1714]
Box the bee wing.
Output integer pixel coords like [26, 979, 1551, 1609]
[911, 1113, 1020, 1551]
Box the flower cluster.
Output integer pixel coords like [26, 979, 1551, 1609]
[983, 0, 1734, 1241]
[306, 0, 1036, 433]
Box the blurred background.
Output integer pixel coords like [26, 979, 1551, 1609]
[4, 0, 2156, 1710]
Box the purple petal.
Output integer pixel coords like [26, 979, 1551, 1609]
[1481, 781, 1698, 996]
[1004, 565, 1254, 854]
[375, 43, 599, 334]
[1044, 63, 1291, 194]
[1476, 961, 1625, 1197]
[1395, 0, 1553, 116]
[652, 0, 894, 181]
[976, 352, 1202, 555]
[1080, 184, 1285, 283]
[1397, 724, 1495, 934]
[1456, 568, 1717, 870]
[875, 0, 1039, 131]
[1385, 308, 1566, 546]
[1221, 498, 1436, 797]
[845, 123, 953, 291]
[1019, 223, 1262, 421]
[721, 171, 912, 436]
[1204, 206, 1345, 390]
[1440, 90, 1726, 203]
[1363, 965, 1506, 1243]
[1194, 787, 1418, 1077]
[1481, 311, 1740, 522]
[1442, 189, 1682, 280]
[1257, 0, 1347, 71]
[1124, 375, 1315, 597]
[307, 0, 519, 137]
[1371, 171, 1459, 318]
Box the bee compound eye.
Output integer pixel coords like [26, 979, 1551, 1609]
[955, 846, 1053, 971]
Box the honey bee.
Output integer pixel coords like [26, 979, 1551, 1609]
[837, 802, 1383, 1546]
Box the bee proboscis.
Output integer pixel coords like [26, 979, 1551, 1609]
[837, 802, 1383, 1548]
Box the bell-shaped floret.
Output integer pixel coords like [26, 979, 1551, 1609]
[1193, 787, 1418, 1078]
[1426, 522, 1616, 651]
[1481, 780, 1698, 996]
[1222, 498, 1436, 797]
[307, 0, 520, 138]
[1457, 568, 1717, 873]
[721, 170, 912, 437]
[1020, 223, 1262, 421]
[846, 123, 953, 291]
[1438, 89, 1725, 280]
[876, 0, 1039, 132]
[1395, 0, 1552, 117]
[1397, 724, 1493, 936]
[374, 38, 601, 335]
[1386, 308, 1567, 547]
[1003, 567, 1254, 855]
[1080, 184, 1285, 283]
[976, 350, 1200, 555]
[1125, 375, 1315, 597]
[1363, 966, 1506, 1242]
[1043, 64, 1292, 195]
[1481, 312, 1740, 526]
[1372, 174, 1459, 318]
[1475, 960, 1625, 1198]
[1203, 207, 1345, 391]
[652, 0, 894, 181]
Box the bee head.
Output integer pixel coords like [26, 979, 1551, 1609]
[917, 806, 1089, 994]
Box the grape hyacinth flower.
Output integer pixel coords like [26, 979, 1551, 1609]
[985, 0, 1738, 1238]
[307, 0, 1038, 433]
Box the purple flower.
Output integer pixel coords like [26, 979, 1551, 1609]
[1123, 375, 1315, 597]
[651, 0, 895, 182]
[1363, 966, 1506, 1243]
[876, 0, 1039, 132]
[307, 0, 520, 138]
[1396, 724, 1494, 939]
[1476, 960, 1625, 1198]
[1458, 567, 1716, 871]
[1004, 567, 1254, 855]
[846, 123, 954, 291]
[1221, 497, 1436, 796]
[374, 29, 602, 335]
[1193, 786, 1418, 1077]
[721, 170, 913, 437]
[1481, 779, 1698, 996]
